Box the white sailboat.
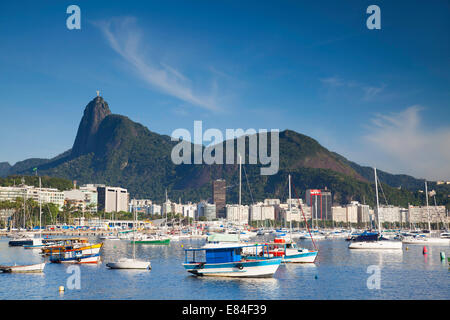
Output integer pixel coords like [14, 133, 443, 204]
[271, 174, 318, 263]
[402, 181, 450, 246]
[106, 206, 151, 269]
[349, 168, 402, 250]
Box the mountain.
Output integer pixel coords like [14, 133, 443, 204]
[0, 162, 11, 177]
[2, 96, 444, 209]
[71, 96, 112, 157]
[332, 152, 426, 190]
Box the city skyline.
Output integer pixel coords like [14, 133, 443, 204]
[0, 1, 449, 180]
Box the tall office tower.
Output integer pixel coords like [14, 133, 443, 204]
[212, 179, 226, 218]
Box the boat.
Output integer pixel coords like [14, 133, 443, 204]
[8, 234, 42, 247]
[265, 238, 318, 263]
[401, 235, 450, 245]
[50, 252, 101, 264]
[182, 243, 282, 277]
[348, 168, 402, 250]
[348, 231, 402, 249]
[99, 234, 121, 241]
[106, 258, 151, 269]
[402, 182, 450, 246]
[0, 262, 46, 273]
[41, 237, 90, 255]
[132, 234, 170, 244]
[106, 206, 151, 270]
[440, 232, 450, 239]
[49, 243, 103, 264]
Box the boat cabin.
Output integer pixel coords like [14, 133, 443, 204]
[184, 244, 271, 264]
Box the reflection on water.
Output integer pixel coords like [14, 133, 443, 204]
[0, 237, 448, 300]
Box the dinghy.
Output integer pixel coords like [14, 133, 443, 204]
[0, 262, 46, 273]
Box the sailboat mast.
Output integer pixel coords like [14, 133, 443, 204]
[237, 154, 242, 241]
[133, 205, 136, 260]
[374, 167, 381, 233]
[39, 177, 42, 239]
[425, 181, 431, 232]
[288, 174, 292, 232]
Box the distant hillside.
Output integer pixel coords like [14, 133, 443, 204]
[0, 162, 11, 177]
[332, 152, 426, 190]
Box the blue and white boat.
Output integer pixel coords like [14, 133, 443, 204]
[182, 243, 282, 278]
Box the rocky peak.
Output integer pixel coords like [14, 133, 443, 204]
[71, 96, 112, 157]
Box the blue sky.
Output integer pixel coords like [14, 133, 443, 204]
[0, 0, 449, 180]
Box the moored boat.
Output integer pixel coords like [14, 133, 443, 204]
[265, 238, 318, 263]
[0, 262, 46, 273]
[49, 243, 103, 264]
[182, 243, 282, 278]
[106, 258, 151, 269]
[132, 234, 170, 244]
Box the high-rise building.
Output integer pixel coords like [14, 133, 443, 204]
[212, 179, 226, 218]
[97, 186, 129, 213]
[306, 189, 332, 220]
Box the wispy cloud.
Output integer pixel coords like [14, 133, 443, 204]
[94, 17, 221, 112]
[320, 76, 385, 101]
[363, 105, 450, 180]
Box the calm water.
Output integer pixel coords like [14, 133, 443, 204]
[0, 236, 448, 300]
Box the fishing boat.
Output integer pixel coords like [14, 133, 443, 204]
[280, 174, 320, 261]
[41, 238, 90, 255]
[0, 262, 46, 273]
[266, 238, 318, 263]
[348, 168, 402, 250]
[182, 243, 282, 277]
[49, 243, 103, 264]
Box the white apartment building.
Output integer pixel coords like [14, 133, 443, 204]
[226, 204, 249, 225]
[408, 205, 448, 224]
[97, 186, 129, 213]
[249, 203, 275, 222]
[149, 204, 161, 215]
[64, 187, 98, 214]
[182, 203, 196, 219]
[0, 185, 64, 209]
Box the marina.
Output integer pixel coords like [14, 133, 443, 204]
[0, 231, 448, 300]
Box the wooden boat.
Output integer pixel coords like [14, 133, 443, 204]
[183, 243, 282, 278]
[49, 243, 103, 264]
[50, 252, 101, 264]
[0, 262, 46, 273]
[41, 238, 90, 255]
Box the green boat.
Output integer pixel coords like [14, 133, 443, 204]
[132, 237, 170, 245]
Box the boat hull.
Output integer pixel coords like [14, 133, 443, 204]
[401, 238, 450, 245]
[282, 250, 318, 263]
[132, 239, 170, 245]
[106, 259, 151, 269]
[349, 241, 403, 249]
[51, 253, 101, 264]
[0, 262, 46, 273]
[183, 258, 282, 278]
